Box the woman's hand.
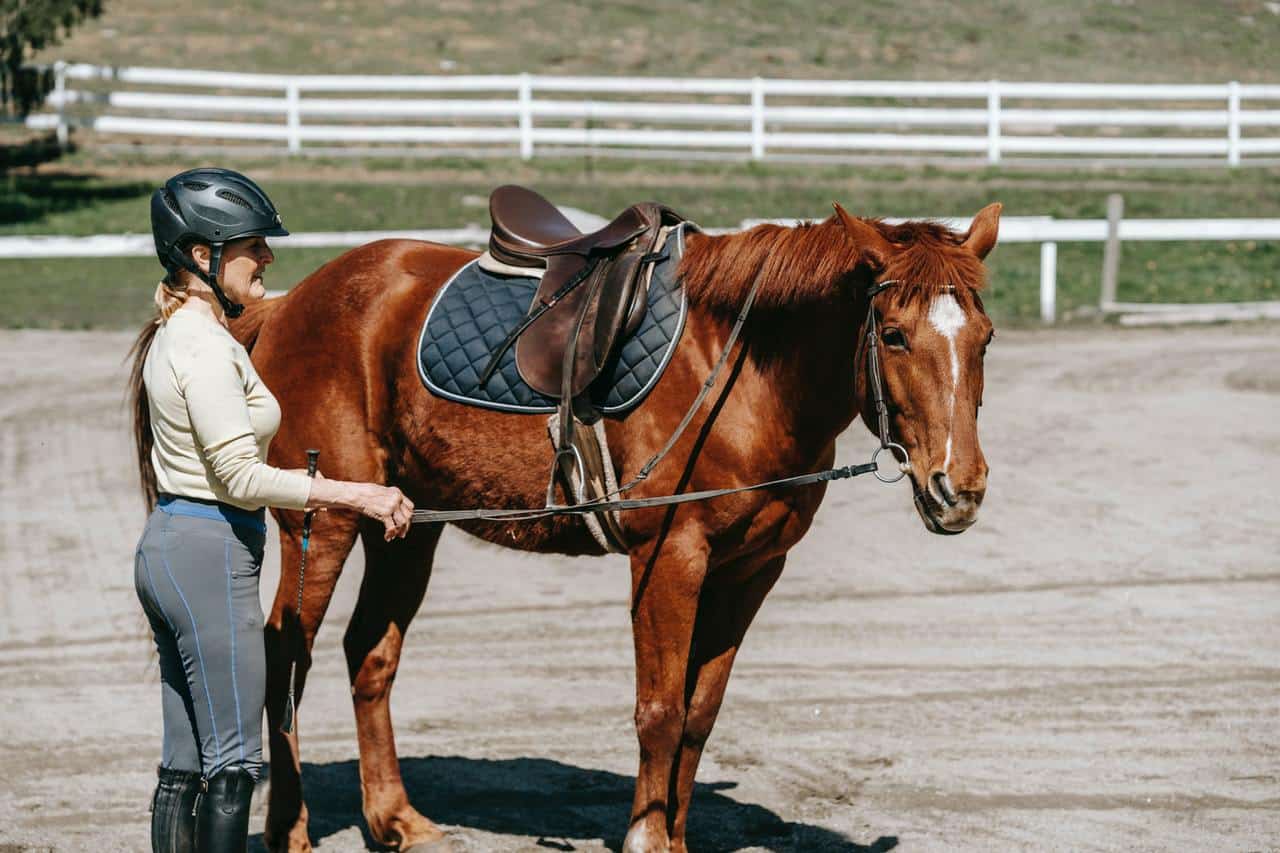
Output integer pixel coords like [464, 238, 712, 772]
[303, 477, 415, 540]
[350, 483, 415, 541]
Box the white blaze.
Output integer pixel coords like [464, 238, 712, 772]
[927, 293, 966, 472]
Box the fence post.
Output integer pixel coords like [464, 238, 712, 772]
[1039, 241, 1057, 324]
[751, 76, 765, 161]
[986, 79, 1001, 165]
[1227, 80, 1241, 168]
[286, 81, 301, 155]
[519, 73, 534, 161]
[53, 60, 68, 149]
[1099, 193, 1124, 311]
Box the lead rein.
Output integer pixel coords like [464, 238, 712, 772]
[407, 277, 910, 525]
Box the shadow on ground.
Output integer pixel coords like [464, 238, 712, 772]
[0, 172, 151, 226]
[253, 755, 898, 852]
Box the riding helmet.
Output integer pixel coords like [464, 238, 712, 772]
[149, 167, 289, 318]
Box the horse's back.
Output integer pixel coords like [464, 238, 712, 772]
[290, 239, 470, 322]
[251, 239, 467, 367]
[246, 239, 472, 461]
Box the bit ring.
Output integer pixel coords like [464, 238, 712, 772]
[872, 443, 910, 484]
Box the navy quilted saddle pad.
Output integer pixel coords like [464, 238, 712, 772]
[417, 224, 689, 414]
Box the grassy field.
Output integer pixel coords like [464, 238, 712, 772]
[3, 156, 1278, 329]
[32, 0, 1280, 84]
[5, 1, 1279, 328]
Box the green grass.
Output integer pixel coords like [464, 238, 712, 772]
[0, 251, 340, 329]
[8, 155, 1280, 232]
[3, 158, 1279, 328]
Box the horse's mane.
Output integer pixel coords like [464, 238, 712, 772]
[678, 214, 987, 311]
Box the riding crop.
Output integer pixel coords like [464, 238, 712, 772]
[281, 448, 320, 736]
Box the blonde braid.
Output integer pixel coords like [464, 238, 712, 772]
[153, 276, 189, 323]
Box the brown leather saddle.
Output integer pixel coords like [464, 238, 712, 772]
[484, 184, 684, 400]
[482, 185, 686, 534]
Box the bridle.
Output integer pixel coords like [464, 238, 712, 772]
[862, 278, 910, 484]
[864, 280, 969, 535]
[409, 271, 911, 525]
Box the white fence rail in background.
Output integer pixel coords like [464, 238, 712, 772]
[22, 63, 1280, 165]
[3, 217, 1279, 325]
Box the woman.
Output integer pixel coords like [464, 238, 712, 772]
[128, 167, 414, 852]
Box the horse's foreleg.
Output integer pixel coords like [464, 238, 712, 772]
[263, 513, 361, 853]
[344, 521, 447, 850]
[624, 530, 709, 853]
[668, 555, 785, 853]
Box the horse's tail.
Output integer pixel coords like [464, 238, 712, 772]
[230, 294, 287, 353]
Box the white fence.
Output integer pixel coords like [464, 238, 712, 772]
[3, 217, 1279, 324]
[23, 63, 1280, 165]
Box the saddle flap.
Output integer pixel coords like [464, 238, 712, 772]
[515, 253, 596, 396]
[514, 205, 673, 398]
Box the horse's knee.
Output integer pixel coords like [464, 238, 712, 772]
[634, 698, 683, 750]
[681, 702, 717, 750]
[345, 634, 402, 702]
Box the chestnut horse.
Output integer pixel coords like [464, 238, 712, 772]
[233, 201, 1000, 852]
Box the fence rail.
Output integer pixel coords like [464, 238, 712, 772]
[22, 63, 1280, 165]
[3, 217, 1279, 324]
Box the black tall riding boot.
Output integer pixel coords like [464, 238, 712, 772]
[150, 765, 200, 853]
[194, 765, 256, 853]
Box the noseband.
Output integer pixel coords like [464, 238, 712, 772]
[863, 279, 910, 483]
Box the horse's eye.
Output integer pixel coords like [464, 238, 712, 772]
[882, 328, 908, 349]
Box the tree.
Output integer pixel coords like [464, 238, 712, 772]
[2, 0, 104, 118]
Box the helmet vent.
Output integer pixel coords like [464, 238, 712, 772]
[162, 189, 182, 217]
[216, 189, 253, 210]
[182, 180, 211, 191]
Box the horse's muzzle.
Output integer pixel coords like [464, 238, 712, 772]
[914, 477, 983, 535]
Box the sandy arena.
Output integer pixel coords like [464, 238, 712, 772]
[0, 323, 1277, 852]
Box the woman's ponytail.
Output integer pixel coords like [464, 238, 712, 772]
[128, 277, 189, 511]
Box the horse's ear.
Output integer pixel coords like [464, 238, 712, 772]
[963, 202, 1002, 260]
[833, 202, 892, 270]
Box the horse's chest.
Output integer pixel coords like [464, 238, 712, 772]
[710, 493, 822, 567]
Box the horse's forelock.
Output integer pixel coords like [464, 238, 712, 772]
[874, 220, 988, 313]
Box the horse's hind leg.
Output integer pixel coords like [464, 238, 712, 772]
[344, 521, 447, 849]
[668, 555, 785, 853]
[263, 512, 362, 853]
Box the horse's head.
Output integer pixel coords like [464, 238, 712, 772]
[836, 203, 1000, 535]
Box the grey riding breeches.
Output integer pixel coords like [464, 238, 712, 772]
[134, 496, 268, 780]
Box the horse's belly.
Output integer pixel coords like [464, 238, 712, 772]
[451, 515, 609, 557]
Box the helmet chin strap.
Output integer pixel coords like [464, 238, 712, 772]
[166, 243, 244, 319]
[205, 244, 245, 319]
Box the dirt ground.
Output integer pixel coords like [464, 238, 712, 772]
[1, 323, 1277, 852]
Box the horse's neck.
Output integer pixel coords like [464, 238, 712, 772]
[759, 299, 863, 445]
[677, 231, 868, 456]
[687, 293, 864, 459]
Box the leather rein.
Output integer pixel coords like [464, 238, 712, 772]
[409, 272, 911, 525]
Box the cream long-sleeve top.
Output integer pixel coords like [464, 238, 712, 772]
[143, 308, 313, 511]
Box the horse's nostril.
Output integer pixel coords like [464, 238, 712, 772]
[932, 472, 959, 507]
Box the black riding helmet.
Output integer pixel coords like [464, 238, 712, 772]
[150, 167, 289, 318]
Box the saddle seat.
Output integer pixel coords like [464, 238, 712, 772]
[486, 185, 684, 400]
[489, 184, 651, 265]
